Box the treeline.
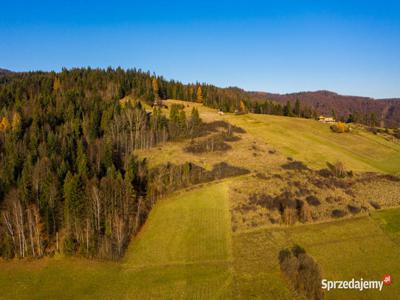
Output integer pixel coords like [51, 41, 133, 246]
[249, 98, 385, 128]
[148, 162, 249, 203]
[0, 68, 209, 259]
[249, 99, 317, 119]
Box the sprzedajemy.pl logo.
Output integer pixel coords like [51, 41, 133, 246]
[321, 274, 392, 292]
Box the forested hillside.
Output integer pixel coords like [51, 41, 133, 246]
[0, 68, 398, 260]
[249, 90, 400, 128]
[0, 68, 213, 259]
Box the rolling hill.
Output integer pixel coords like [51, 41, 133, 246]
[248, 90, 400, 128]
[1, 101, 400, 299]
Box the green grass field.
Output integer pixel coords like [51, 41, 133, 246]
[1, 107, 400, 299]
[1, 180, 400, 299]
[0, 182, 234, 299]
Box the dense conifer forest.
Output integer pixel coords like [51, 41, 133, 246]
[0, 68, 395, 259]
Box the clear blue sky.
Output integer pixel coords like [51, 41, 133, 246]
[1, 0, 400, 98]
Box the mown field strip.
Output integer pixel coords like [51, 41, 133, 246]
[124, 181, 232, 267]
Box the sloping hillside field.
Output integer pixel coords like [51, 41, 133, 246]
[224, 113, 400, 174]
[1, 183, 400, 299]
[1, 102, 400, 299]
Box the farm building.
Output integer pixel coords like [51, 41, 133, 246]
[319, 116, 336, 123]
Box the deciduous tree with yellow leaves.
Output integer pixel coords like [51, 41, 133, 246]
[196, 86, 203, 103]
[0, 116, 10, 132]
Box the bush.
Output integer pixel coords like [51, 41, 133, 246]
[330, 122, 349, 133]
[281, 161, 309, 171]
[331, 209, 347, 218]
[306, 195, 321, 206]
[63, 237, 78, 256]
[184, 134, 232, 153]
[0, 234, 15, 259]
[292, 244, 306, 257]
[369, 201, 381, 210]
[327, 161, 347, 178]
[278, 246, 324, 300]
[279, 248, 291, 264]
[347, 204, 361, 214]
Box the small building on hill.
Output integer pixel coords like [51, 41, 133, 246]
[319, 116, 336, 123]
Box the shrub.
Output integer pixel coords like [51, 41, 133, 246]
[347, 204, 361, 214]
[278, 246, 324, 300]
[331, 209, 347, 218]
[327, 161, 347, 178]
[306, 195, 321, 206]
[292, 244, 306, 257]
[184, 134, 232, 153]
[369, 201, 381, 210]
[63, 237, 78, 256]
[279, 248, 291, 264]
[281, 161, 309, 171]
[330, 122, 349, 133]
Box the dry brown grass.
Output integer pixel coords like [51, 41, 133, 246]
[229, 167, 400, 232]
[135, 100, 287, 172]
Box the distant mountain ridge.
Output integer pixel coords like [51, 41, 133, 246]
[247, 90, 400, 128]
[0, 68, 13, 78]
[0, 68, 12, 73]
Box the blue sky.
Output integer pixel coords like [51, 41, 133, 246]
[1, 0, 400, 98]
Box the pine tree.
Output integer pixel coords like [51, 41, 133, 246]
[152, 77, 159, 103]
[63, 172, 85, 234]
[76, 140, 89, 178]
[190, 107, 201, 137]
[370, 113, 378, 127]
[283, 101, 292, 117]
[294, 99, 301, 117]
[178, 110, 187, 135]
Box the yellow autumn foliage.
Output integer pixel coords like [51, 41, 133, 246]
[0, 116, 10, 132]
[53, 77, 61, 92]
[12, 112, 21, 131]
[239, 100, 247, 113]
[196, 86, 203, 103]
[330, 122, 349, 133]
